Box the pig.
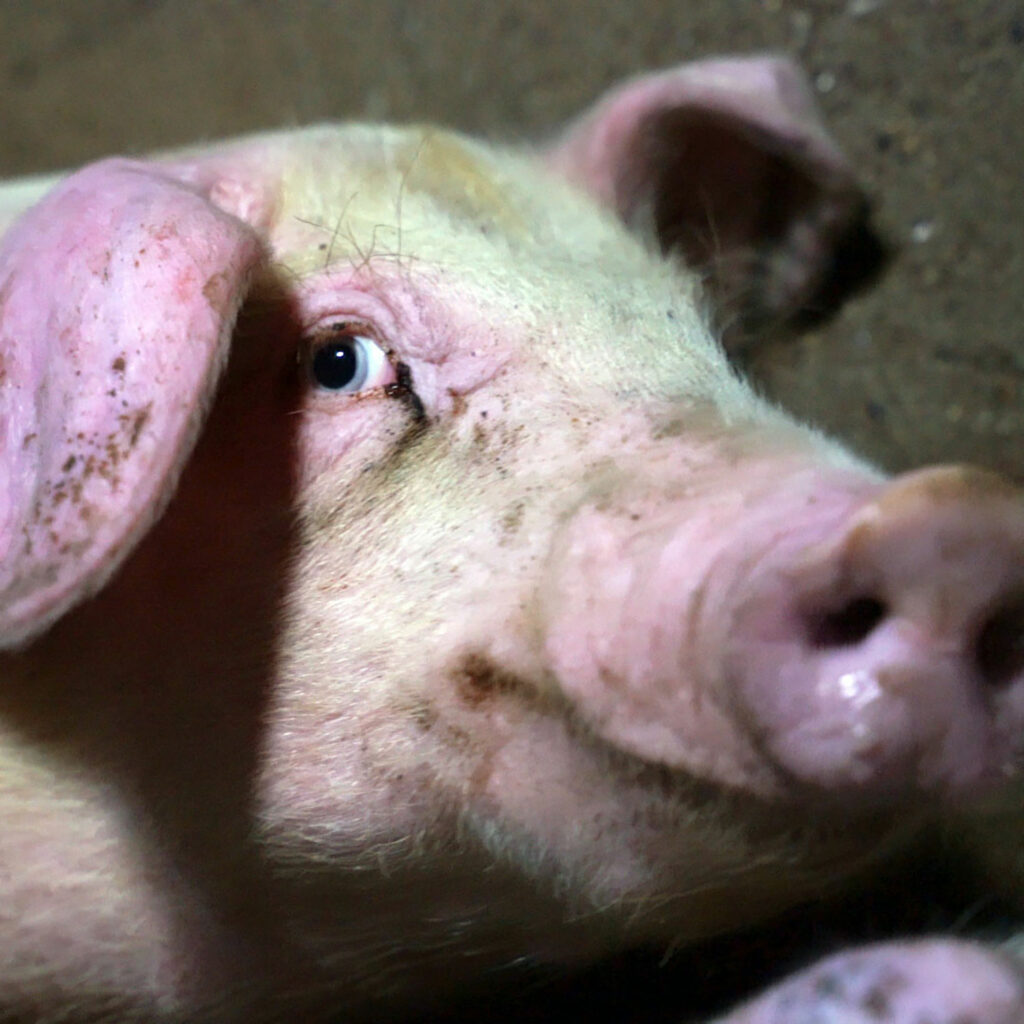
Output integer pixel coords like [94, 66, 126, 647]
[0, 54, 1022, 1023]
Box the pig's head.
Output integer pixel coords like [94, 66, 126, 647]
[1, 56, 1021, 994]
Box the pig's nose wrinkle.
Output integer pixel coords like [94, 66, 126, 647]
[974, 591, 1024, 691]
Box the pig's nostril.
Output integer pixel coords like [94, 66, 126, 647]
[806, 596, 887, 650]
[974, 594, 1024, 690]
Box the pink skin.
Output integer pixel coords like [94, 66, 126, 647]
[0, 159, 262, 647]
[717, 940, 1024, 1024]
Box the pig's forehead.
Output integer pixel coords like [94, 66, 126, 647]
[261, 124, 690, 287]
[243, 123, 745, 400]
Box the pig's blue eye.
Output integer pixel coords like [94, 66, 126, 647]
[309, 329, 390, 393]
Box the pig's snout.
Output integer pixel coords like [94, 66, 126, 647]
[543, 465, 1024, 804]
[729, 465, 1024, 801]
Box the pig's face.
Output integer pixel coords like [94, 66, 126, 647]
[242, 127, 892, 933]
[1, 57, 1021, 1022]
[180, 118, 1017, 954]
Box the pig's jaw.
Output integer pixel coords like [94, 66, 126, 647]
[257, 662, 906, 986]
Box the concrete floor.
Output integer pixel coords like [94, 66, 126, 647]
[1, 1, 1021, 480]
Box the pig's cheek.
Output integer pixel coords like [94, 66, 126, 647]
[295, 400, 412, 490]
[414, 664, 655, 899]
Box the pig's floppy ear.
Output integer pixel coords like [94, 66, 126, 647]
[0, 158, 263, 649]
[545, 56, 887, 339]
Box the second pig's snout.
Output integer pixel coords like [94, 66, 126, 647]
[729, 465, 1024, 801]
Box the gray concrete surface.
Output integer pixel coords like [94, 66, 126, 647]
[1, 1, 1020, 479]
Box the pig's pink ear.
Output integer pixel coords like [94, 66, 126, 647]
[545, 56, 886, 340]
[0, 158, 263, 649]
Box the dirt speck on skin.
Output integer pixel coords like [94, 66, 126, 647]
[448, 390, 468, 417]
[451, 651, 503, 708]
[384, 361, 426, 422]
[202, 271, 229, 308]
[450, 650, 532, 709]
[124, 405, 150, 449]
[499, 501, 524, 539]
[408, 697, 440, 732]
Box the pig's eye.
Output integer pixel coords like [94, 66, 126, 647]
[307, 328, 391, 393]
